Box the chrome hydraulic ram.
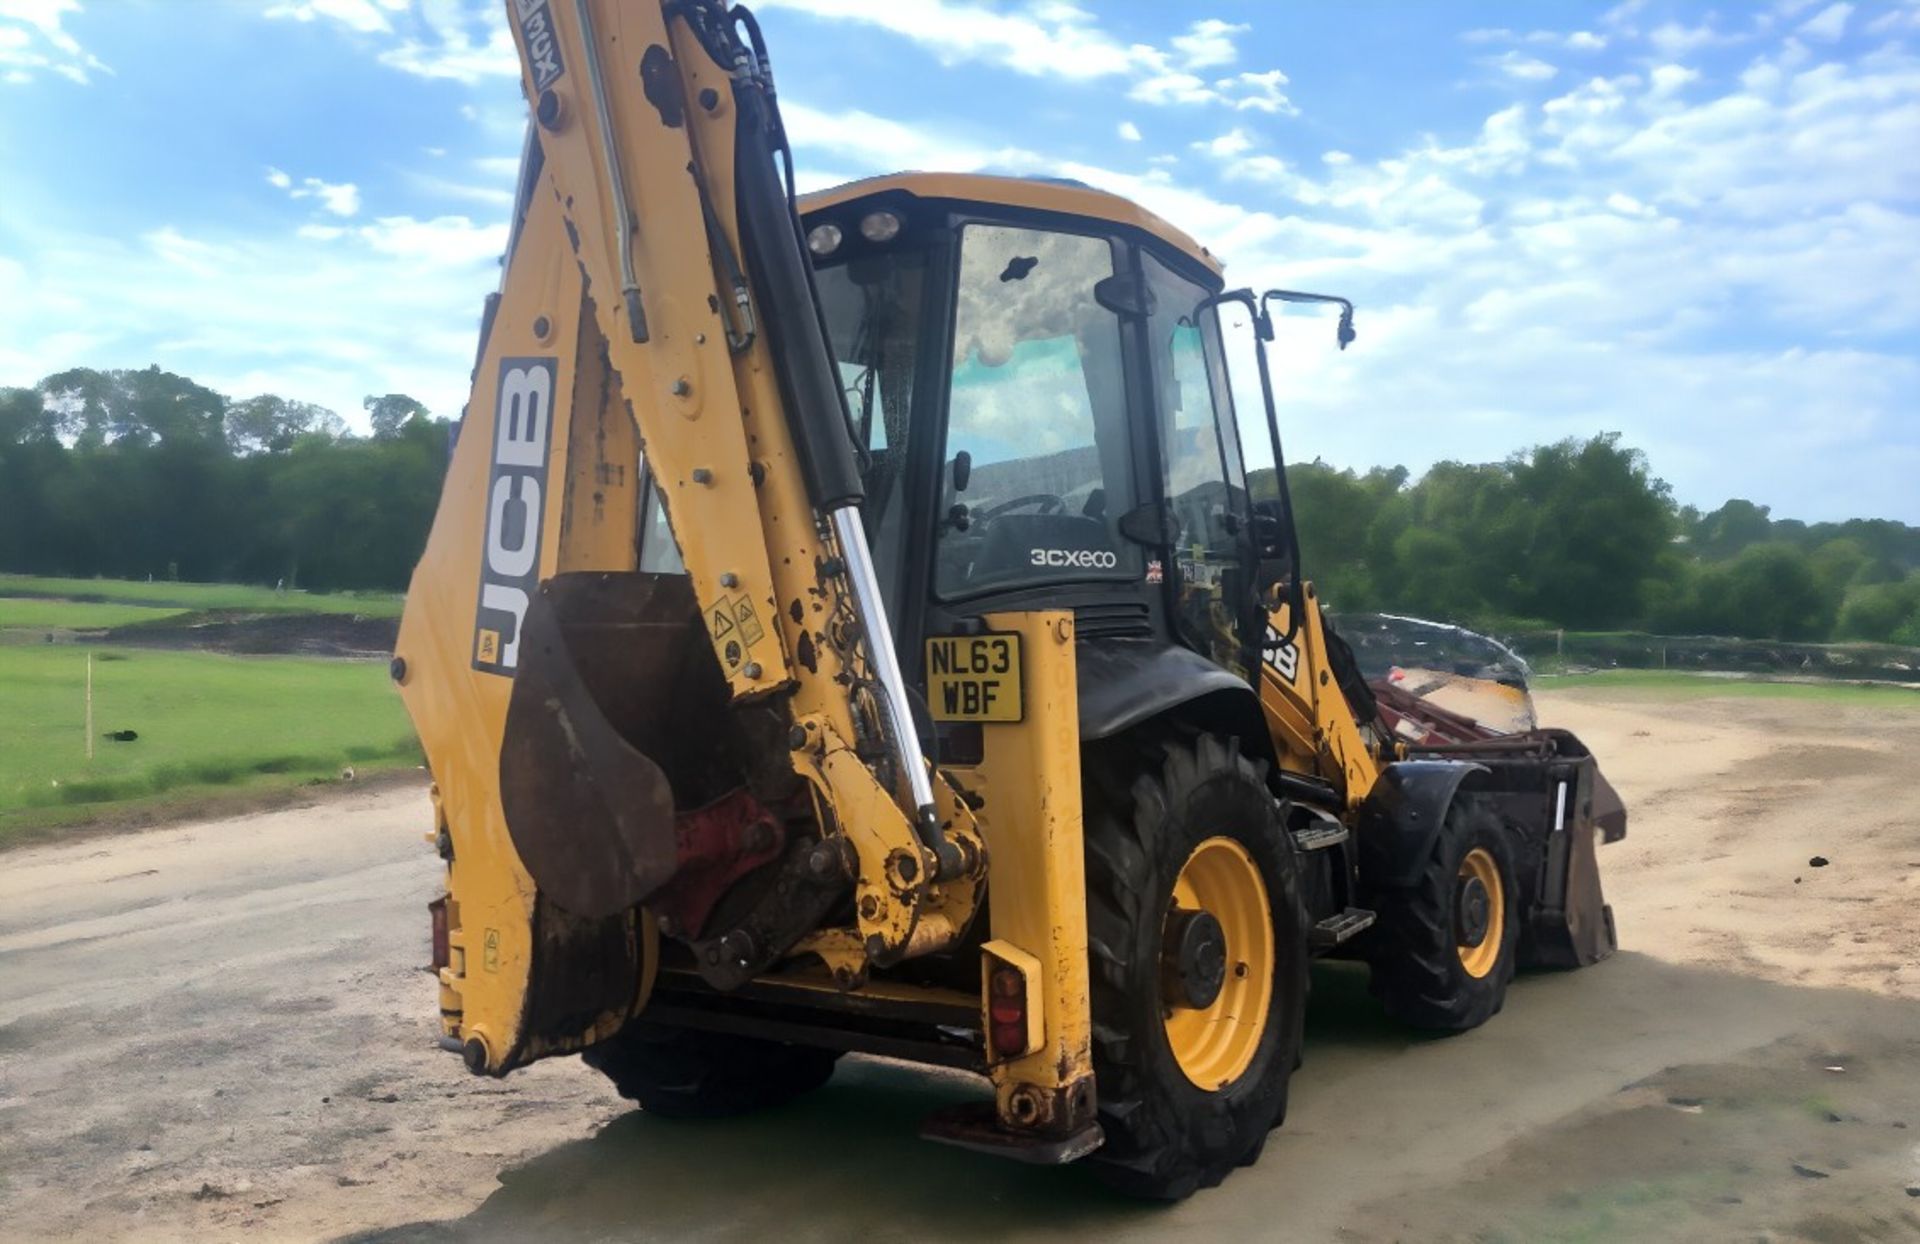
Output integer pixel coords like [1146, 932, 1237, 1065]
[713, 5, 954, 871]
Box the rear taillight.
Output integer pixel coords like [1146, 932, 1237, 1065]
[429, 895, 450, 970]
[988, 963, 1027, 1059]
[980, 940, 1043, 1062]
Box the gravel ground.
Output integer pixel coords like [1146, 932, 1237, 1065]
[2, 687, 1917, 1242]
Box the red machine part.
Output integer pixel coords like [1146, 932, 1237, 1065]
[649, 787, 789, 939]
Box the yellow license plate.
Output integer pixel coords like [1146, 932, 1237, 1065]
[926, 633, 1023, 722]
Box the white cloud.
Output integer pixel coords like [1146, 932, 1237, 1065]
[270, 171, 363, 218]
[1130, 66, 1217, 106]
[1192, 128, 1255, 158]
[1081, 32, 1919, 519]
[404, 169, 514, 209]
[0, 0, 109, 84]
[755, 1, 1294, 114]
[781, 101, 1041, 174]
[378, 21, 517, 83]
[1603, 0, 1649, 29]
[1647, 20, 1742, 57]
[0, 211, 507, 426]
[1222, 68, 1296, 114]
[1865, 3, 1920, 35]
[266, 0, 518, 83]
[1171, 18, 1247, 70]
[1798, 2, 1853, 40]
[264, 0, 394, 35]
[352, 214, 507, 264]
[1117, 120, 1142, 142]
[1470, 27, 1608, 52]
[1489, 51, 1559, 82]
[752, 0, 1143, 80]
[471, 154, 522, 178]
[1604, 190, 1657, 217]
[1648, 63, 1701, 96]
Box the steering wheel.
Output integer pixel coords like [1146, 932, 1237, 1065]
[977, 493, 1067, 522]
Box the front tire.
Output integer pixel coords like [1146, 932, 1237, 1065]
[1367, 799, 1519, 1032]
[582, 1022, 840, 1119]
[1082, 732, 1309, 1200]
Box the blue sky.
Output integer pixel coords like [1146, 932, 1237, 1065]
[2, 0, 1916, 521]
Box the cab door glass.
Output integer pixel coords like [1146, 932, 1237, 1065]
[815, 250, 927, 617]
[937, 225, 1138, 598]
[1144, 252, 1252, 677]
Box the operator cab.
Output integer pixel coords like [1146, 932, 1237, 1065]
[799, 173, 1283, 709]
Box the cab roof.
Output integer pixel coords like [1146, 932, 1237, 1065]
[798, 171, 1223, 279]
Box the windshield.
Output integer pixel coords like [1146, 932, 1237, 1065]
[936, 224, 1139, 599]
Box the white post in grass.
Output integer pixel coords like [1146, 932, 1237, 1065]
[85, 651, 94, 762]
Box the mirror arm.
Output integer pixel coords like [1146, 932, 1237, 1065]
[1261, 288, 1357, 351]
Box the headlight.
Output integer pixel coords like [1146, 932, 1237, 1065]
[859, 210, 902, 244]
[806, 222, 843, 256]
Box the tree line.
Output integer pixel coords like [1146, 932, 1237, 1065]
[3, 366, 1918, 644]
[0, 367, 451, 592]
[1259, 434, 1920, 645]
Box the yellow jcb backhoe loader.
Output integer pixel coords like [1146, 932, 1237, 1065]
[392, 0, 1626, 1199]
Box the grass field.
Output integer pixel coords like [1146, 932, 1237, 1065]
[1539, 668, 1920, 706]
[0, 577, 416, 842]
[0, 645, 417, 842]
[0, 597, 184, 631]
[0, 573, 404, 620]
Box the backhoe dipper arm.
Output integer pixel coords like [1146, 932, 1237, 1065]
[492, 0, 978, 950]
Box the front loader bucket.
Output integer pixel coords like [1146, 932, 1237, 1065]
[499, 572, 737, 919]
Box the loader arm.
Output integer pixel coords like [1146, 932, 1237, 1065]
[394, 0, 984, 1073]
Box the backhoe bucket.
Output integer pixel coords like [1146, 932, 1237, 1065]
[499, 572, 735, 919]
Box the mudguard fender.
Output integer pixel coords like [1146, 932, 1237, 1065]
[1354, 759, 1488, 889]
[1075, 639, 1265, 751]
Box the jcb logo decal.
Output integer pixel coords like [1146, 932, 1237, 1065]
[1263, 623, 1299, 682]
[513, 0, 566, 91]
[473, 357, 555, 676]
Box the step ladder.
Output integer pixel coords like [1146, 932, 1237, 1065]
[1310, 907, 1376, 949]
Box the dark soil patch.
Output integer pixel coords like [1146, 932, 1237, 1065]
[103, 609, 398, 657]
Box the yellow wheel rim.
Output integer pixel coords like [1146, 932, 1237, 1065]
[1162, 837, 1273, 1091]
[1455, 846, 1505, 980]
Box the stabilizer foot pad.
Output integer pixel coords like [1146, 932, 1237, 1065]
[920, 1100, 1104, 1165]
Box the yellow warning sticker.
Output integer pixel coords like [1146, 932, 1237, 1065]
[709, 595, 745, 671]
[475, 629, 501, 665]
[483, 928, 500, 973]
[733, 598, 765, 647]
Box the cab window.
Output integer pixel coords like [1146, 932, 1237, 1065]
[936, 224, 1139, 598]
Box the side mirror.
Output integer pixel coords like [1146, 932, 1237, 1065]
[1093, 271, 1157, 318]
[1250, 500, 1285, 557]
[951, 450, 971, 493]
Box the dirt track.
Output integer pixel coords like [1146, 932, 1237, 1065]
[3, 686, 1919, 1242]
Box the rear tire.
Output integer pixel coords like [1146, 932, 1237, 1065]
[1082, 732, 1309, 1200]
[1367, 800, 1519, 1032]
[582, 1022, 840, 1119]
